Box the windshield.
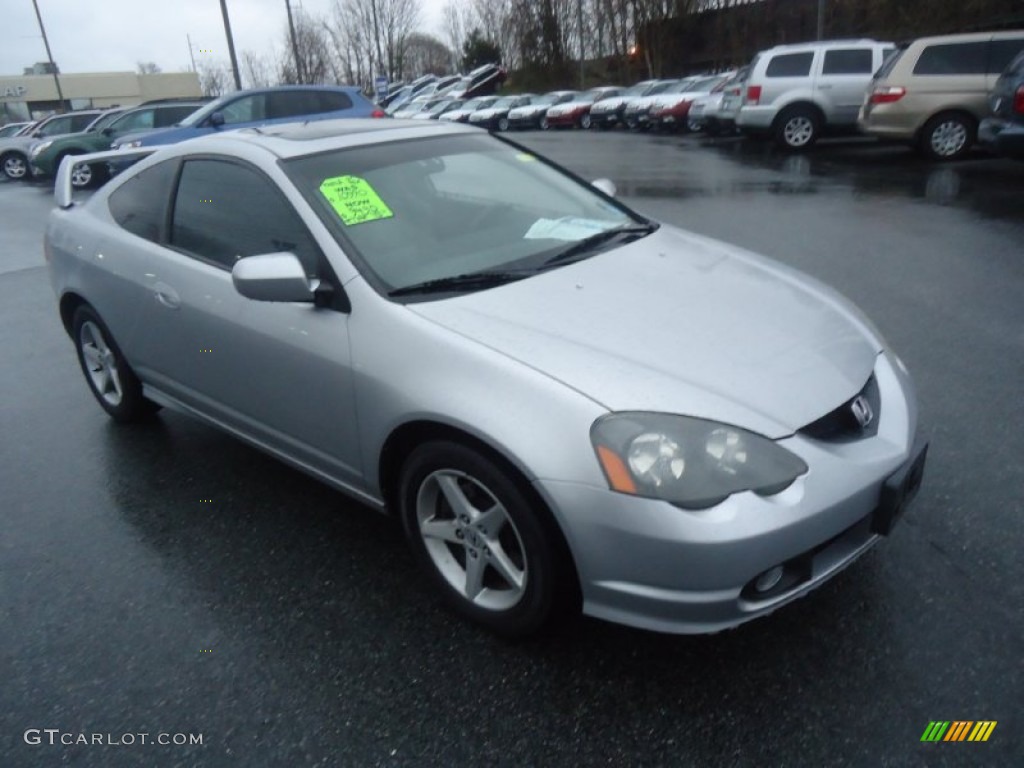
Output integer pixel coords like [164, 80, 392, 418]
[582, 89, 614, 102]
[491, 96, 519, 109]
[461, 97, 494, 111]
[646, 81, 677, 96]
[284, 134, 641, 297]
[427, 99, 461, 115]
[665, 79, 699, 94]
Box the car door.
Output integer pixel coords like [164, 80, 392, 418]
[128, 155, 364, 487]
[818, 47, 877, 124]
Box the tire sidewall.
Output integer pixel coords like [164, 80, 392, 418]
[2, 152, 28, 180]
[775, 107, 819, 151]
[398, 440, 558, 637]
[71, 305, 153, 422]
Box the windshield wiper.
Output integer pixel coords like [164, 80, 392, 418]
[542, 222, 658, 268]
[389, 270, 527, 297]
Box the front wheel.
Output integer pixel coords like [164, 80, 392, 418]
[399, 441, 562, 637]
[920, 112, 975, 161]
[72, 305, 160, 422]
[774, 106, 820, 151]
[497, 116, 509, 132]
[580, 113, 592, 129]
[2, 152, 29, 181]
[539, 116, 550, 131]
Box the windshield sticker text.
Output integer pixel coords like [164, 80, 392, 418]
[319, 175, 394, 226]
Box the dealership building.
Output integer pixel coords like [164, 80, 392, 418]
[0, 70, 202, 124]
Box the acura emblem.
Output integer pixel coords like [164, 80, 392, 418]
[850, 395, 874, 429]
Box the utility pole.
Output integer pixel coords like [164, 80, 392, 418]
[187, 33, 198, 72]
[285, 0, 303, 83]
[218, 0, 243, 91]
[817, 0, 825, 41]
[30, 0, 66, 111]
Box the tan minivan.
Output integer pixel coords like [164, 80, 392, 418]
[859, 30, 1024, 160]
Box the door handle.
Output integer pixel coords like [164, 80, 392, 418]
[817, 84, 833, 90]
[153, 282, 181, 309]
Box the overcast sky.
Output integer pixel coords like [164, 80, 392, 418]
[2, 0, 448, 77]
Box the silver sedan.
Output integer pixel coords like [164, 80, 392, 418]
[46, 119, 927, 636]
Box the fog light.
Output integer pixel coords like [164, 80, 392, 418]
[754, 565, 784, 593]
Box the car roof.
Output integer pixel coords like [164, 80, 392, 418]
[761, 38, 889, 53]
[174, 118, 479, 160]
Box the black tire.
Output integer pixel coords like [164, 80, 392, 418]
[580, 113, 592, 130]
[497, 116, 509, 132]
[398, 440, 563, 637]
[72, 305, 160, 423]
[919, 112, 975, 161]
[1, 151, 29, 181]
[773, 105, 820, 151]
[60, 152, 106, 189]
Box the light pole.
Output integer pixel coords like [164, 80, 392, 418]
[817, 0, 825, 41]
[285, 0, 304, 83]
[218, 0, 243, 91]
[30, 0, 66, 111]
[578, 0, 585, 88]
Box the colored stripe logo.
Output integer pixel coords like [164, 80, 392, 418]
[921, 721, 996, 742]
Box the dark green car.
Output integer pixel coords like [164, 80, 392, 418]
[30, 101, 204, 187]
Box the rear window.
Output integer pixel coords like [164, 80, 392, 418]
[913, 42, 988, 75]
[822, 48, 874, 75]
[874, 47, 905, 79]
[765, 52, 814, 78]
[317, 91, 354, 112]
[989, 38, 1024, 74]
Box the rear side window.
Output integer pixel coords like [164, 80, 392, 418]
[108, 159, 177, 242]
[266, 90, 320, 119]
[765, 52, 814, 78]
[38, 116, 74, 137]
[822, 48, 874, 75]
[317, 91, 353, 112]
[988, 39, 1024, 74]
[913, 42, 988, 75]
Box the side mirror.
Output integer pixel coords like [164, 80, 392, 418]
[231, 252, 316, 303]
[102, 127, 114, 136]
[208, 111, 225, 128]
[592, 178, 616, 197]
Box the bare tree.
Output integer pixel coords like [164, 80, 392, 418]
[136, 61, 162, 75]
[196, 59, 233, 97]
[404, 33, 454, 76]
[279, 10, 335, 84]
[241, 50, 275, 89]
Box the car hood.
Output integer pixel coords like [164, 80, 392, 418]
[409, 226, 880, 438]
[509, 105, 547, 117]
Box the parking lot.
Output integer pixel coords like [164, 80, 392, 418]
[1, 130, 1021, 767]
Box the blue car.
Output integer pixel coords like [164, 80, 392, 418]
[112, 85, 383, 149]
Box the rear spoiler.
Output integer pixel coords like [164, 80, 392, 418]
[55, 147, 161, 209]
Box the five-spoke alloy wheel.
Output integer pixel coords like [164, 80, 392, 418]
[399, 441, 561, 636]
[72, 305, 159, 422]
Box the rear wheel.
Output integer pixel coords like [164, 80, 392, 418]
[398, 440, 563, 637]
[580, 113, 592, 129]
[72, 305, 160, 422]
[920, 112, 975, 161]
[539, 116, 550, 131]
[2, 152, 29, 181]
[497, 116, 509, 132]
[774, 106, 820, 151]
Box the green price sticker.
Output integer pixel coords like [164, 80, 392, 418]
[319, 175, 393, 226]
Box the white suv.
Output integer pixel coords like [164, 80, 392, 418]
[737, 39, 895, 150]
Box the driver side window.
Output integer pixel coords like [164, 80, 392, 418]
[219, 94, 267, 124]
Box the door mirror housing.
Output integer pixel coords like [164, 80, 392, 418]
[208, 111, 226, 128]
[592, 178, 617, 197]
[232, 252, 316, 303]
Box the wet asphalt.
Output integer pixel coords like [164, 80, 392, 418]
[1, 131, 1021, 767]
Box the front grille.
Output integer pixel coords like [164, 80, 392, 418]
[799, 374, 881, 442]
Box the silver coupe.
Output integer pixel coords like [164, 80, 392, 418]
[45, 120, 927, 636]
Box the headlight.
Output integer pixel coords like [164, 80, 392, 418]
[591, 413, 808, 509]
[118, 140, 142, 149]
[30, 140, 53, 157]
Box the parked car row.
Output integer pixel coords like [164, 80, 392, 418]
[422, 29, 1022, 162]
[1, 85, 383, 188]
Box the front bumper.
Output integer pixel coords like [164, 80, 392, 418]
[535, 353, 925, 634]
[979, 117, 1024, 159]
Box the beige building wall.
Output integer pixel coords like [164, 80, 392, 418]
[0, 71, 201, 119]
